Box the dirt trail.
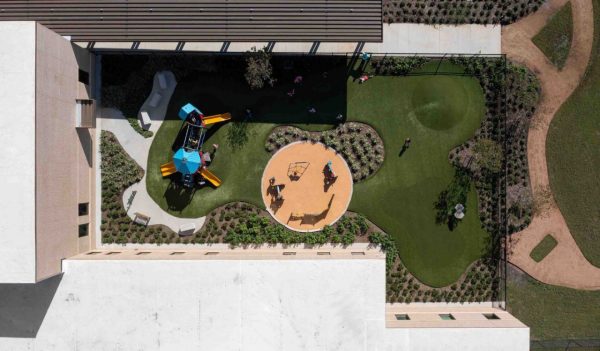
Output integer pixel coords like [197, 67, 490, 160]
[503, 0, 600, 290]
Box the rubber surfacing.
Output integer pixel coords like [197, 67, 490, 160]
[261, 142, 353, 232]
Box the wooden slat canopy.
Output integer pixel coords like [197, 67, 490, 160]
[0, 0, 382, 42]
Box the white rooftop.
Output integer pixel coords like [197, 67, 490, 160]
[0, 257, 529, 351]
[0, 21, 37, 283]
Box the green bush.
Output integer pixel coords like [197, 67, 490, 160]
[371, 56, 429, 75]
[244, 47, 275, 90]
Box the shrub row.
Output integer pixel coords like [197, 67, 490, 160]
[265, 123, 385, 182]
[383, 0, 545, 25]
[448, 57, 540, 236]
[370, 56, 429, 76]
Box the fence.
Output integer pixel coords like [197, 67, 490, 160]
[531, 338, 600, 350]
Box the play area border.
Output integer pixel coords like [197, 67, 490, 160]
[260, 141, 354, 233]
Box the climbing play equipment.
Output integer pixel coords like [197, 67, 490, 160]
[160, 102, 230, 189]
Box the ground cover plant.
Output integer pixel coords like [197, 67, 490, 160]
[265, 123, 385, 182]
[127, 117, 153, 138]
[532, 2, 573, 69]
[507, 264, 600, 340]
[529, 234, 558, 262]
[383, 0, 545, 25]
[449, 58, 540, 235]
[100, 131, 175, 244]
[547, 0, 600, 268]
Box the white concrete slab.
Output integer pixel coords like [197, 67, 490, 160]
[385, 327, 529, 351]
[362, 23, 501, 54]
[0, 21, 37, 283]
[90, 24, 501, 55]
[0, 258, 386, 351]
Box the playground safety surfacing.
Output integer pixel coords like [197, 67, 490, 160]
[261, 141, 353, 232]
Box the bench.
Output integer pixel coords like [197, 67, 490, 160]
[139, 111, 151, 130]
[158, 72, 167, 90]
[148, 92, 162, 108]
[133, 212, 151, 226]
[178, 223, 196, 236]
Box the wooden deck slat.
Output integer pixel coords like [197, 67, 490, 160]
[0, 0, 382, 42]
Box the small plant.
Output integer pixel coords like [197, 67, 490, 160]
[473, 138, 504, 174]
[244, 46, 275, 90]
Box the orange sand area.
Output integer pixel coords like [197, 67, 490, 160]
[261, 142, 353, 231]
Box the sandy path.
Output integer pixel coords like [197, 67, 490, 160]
[503, 0, 600, 289]
[261, 142, 353, 232]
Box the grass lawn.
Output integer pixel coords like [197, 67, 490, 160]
[547, 0, 600, 268]
[147, 60, 489, 287]
[507, 265, 600, 340]
[529, 234, 558, 262]
[348, 62, 488, 287]
[532, 2, 573, 69]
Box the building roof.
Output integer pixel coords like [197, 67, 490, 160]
[0, 256, 529, 351]
[0, 21, 37, 283]
[0, 258, 386, 350]
[0, 0, 383, 42]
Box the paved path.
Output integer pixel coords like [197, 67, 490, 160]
[87, 23, 501, 55]
[100, 71, 206, 233]
[503, 0, 600, 289]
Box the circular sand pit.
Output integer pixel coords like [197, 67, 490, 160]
[261, 142, 353, 232]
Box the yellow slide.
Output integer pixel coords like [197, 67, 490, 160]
[202, 112, 232, 126]
[160, 161, 177, 177]
[199, 167, 222, 187]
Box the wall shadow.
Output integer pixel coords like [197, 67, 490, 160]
[0, 274, 62, 338]
[77, 128, 93, 167]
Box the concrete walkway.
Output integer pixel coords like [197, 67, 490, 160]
[82, 23, 501, 55]
[100, 71, 206, 233]
[503, 0, 600, 290]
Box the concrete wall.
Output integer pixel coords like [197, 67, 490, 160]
[34, 23, 94, 281]
[0, 22, 37, 283]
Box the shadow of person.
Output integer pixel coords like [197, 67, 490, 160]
[324, 177, 337, 192]
[270, 197, 284, 214]
[398, 145, 408, 157]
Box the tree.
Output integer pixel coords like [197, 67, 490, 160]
[244, 47, 275, 90]
[473, 138, 504, 173]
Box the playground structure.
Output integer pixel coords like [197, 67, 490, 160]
[159, 103, 231, 188]
[287, 161, 310, 181]
[261, 142, 353, 232]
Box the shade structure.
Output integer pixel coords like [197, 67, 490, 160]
[173, 148, 201, 175]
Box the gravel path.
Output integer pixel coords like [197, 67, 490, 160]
[503, 0, 600, 289]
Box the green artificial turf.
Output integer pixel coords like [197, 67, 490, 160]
[147, 60, 346, 216]
[347, 62, 488, 287]
[529, 234, 558, 262]
[507, 265, 600, 340]
[532, 2, 573, 69]
[547, 0, 600, 268]
[147, 60, 489, 287]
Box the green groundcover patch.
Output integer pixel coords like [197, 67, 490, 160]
[532, 2, 573, 69]
[529, 234, 558, 262]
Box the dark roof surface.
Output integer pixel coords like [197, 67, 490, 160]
[0, 0, 382, 42]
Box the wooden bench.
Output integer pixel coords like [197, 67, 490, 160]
[139, 111, 151, 130]
[133, 212, 151, 226]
